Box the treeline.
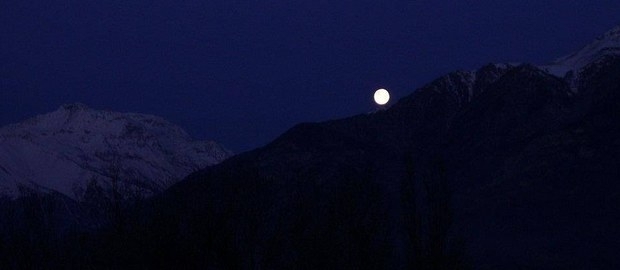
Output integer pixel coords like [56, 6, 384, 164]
[0, 156, 469, 269]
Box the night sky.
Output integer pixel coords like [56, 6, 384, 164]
[2, 1, 620, 152]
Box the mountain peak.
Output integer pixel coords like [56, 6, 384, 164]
[542, 24, 620, 78]
[0, 105, 232, 199]
[59, 103, 90, 112]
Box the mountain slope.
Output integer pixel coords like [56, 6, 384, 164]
[0, 103, 232, 199]
[542, 25, 620, 89]
[120, 25, 620, 269]
[6, 25, 620, 269]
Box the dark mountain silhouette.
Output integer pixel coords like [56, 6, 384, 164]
[2, 26, 620, 269]
[100, 26, 620, 269]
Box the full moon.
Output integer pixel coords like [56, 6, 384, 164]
[374, 89, 390, 105]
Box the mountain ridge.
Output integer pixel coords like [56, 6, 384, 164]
[0, 103, 232, 199]
[133, 25, 620, 269]
[1, 25, 620, 269]
[540, 24, 620, 79]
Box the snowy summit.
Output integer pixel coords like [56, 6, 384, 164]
[0, 103, 232, 199]
[542, 24, 620, 78]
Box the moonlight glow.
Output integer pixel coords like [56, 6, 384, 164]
[374, 89, 390, 105]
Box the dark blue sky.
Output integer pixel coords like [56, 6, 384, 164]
[1, 1, 619, 152]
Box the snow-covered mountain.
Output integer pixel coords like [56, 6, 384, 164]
[426, 25, 620, 99]
[0, 103, 232, 199]
[541, 24, 620, 79]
